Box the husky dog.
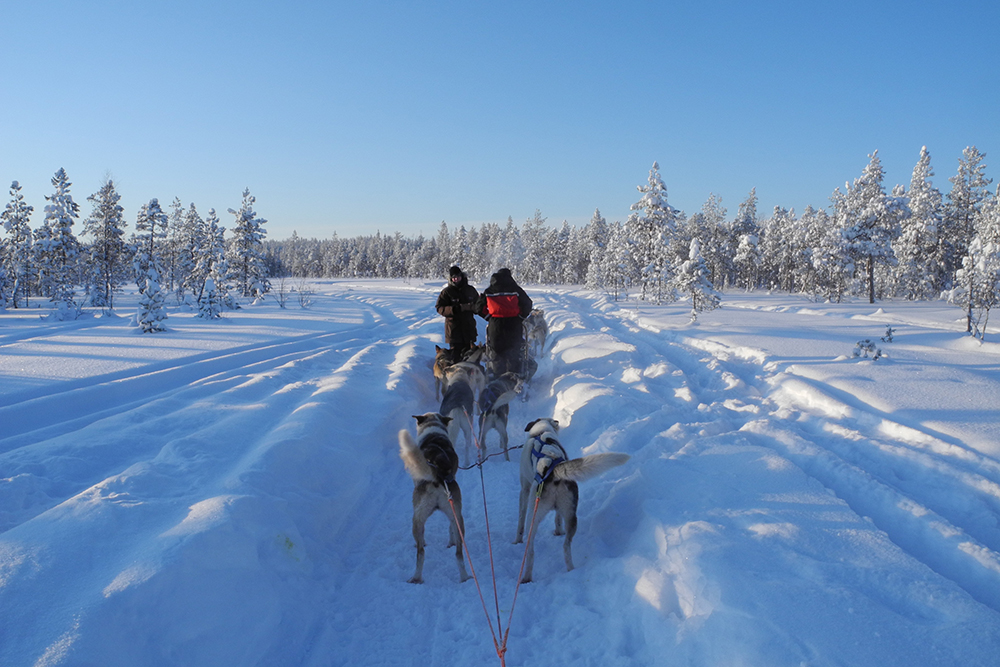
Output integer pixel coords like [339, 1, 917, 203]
[524, 309, 548, 358]
[514, 418, 630, 583]
[439, 370, 478, 465]
[433, 345, 456, 399]
[443, 361, 487, 400]
[434, 344, 484, 399]
[478, 372, 522, 461]
[398, 413, 470, 584]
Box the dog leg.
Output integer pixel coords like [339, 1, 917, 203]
[559, 482, 579, 571]
[520, 500, 553, 583]
[554, 513, 564, 536]
[447, 482, 470, 582]
[409, 497, 433, 584]
[514, 479, 531, 544]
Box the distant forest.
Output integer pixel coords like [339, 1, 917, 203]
[3, 147, 999, 337]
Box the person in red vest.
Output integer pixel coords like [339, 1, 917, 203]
[475, 267, 533, 378]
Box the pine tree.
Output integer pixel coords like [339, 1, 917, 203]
[136, 266, 168, 332]
[133, 198, 168, 295]
[626, 162, 680, 302]
[732, 188, 760, 290]
[838, 151, 899, 303]
[520, 209, 548, 283]
[603, 220, 634, 300]
[176, 203, 206, 302]
[36, 168, 81, 316]
[943, 147, 993, 331]
[583, 208, 609, 289]
[894, 146, 944, 299]
[954, 190, 1000, 339]
[815, 189, 854, 302]
[943, 146, 992, 289]
[1, 181, 34, 307]
[673, 238, 720, 322]
[227, 189, 269, 298]
[83, 179, 129, 309]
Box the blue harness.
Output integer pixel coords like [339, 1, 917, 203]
[530, 434, 566, 485]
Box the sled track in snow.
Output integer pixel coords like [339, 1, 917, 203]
[535, 291, 1000, 613]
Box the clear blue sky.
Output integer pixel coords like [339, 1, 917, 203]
[2, 0, 998, 241]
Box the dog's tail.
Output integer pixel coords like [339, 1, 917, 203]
[399, 430, 434, 482]
[552, 453, 630, 483]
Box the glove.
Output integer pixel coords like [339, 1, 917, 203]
[461, 302, 476, 312]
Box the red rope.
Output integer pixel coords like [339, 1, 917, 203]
[446, 493, 503, 661]
[446, 408, 543, 665]
[504, 493, 542, 650]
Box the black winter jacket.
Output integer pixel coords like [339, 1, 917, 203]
[436, 273, 479, 350]
[475, 268, 532, 356]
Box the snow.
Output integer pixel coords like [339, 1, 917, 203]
[2, 281, 999, 666]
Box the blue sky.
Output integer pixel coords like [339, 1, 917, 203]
[2, 0, 998, 241]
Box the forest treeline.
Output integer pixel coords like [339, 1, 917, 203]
[3, 146, 999, 335]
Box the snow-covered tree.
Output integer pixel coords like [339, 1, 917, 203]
[838, 151, 900, 303]
[83, 178, 129, 308]
[227, 188, 269, 298]
[674, 238, 720, 322]
[1, 181, 34, 307]
[520, 209, 548, 283]
[136, 266, 168, 332]
[583, 208, 610, 289]
[895, 146, 944, 299]
[944, 147, 993, 331]
[814, 190, 854, 302]
[943, 146, 992, 288]
[133, 198, 168, 295]
[36, 168, 81, 315]
[626, 162, 680, 302]
[176, 203, 206, 302]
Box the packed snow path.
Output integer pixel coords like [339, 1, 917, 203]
[1, 281, 998, 666]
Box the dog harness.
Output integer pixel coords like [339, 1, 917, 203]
[422, 437, 457, 484]
[529, 434, 566, 484]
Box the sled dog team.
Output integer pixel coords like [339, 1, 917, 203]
[399, 318, 630, 584]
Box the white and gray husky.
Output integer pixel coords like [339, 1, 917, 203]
[477, 372, 522, 461]
[439, 367, 478, 465]
[514, 418, 630, 583]
[398, 413, 470, 584]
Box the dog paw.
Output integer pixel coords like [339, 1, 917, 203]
[407, 576, 424, 584]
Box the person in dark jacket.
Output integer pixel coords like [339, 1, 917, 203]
[436, 265, 480, 355]
[475, 267, 533, 377]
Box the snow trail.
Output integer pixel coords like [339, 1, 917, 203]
[2, 282, 999, 666]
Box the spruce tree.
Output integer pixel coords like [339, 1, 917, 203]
[1, 181, 34, 307]
[674, 238, 720, 322]
[37, 168, 81, 316]
[227, 188, 269, 298]
[626, 162, 680, 302]
[895, 146, 944, 299]
[838, 151, 899, 303]
[83, 179, 129, 309]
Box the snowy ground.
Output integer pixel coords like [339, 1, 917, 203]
[1, 280, 999, 667]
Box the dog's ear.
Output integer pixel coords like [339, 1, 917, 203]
[440, 416, 453, 426]
[413, 414, 428, 425]
[525, 419, 539, 432]
[551, 419, 560, 431]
